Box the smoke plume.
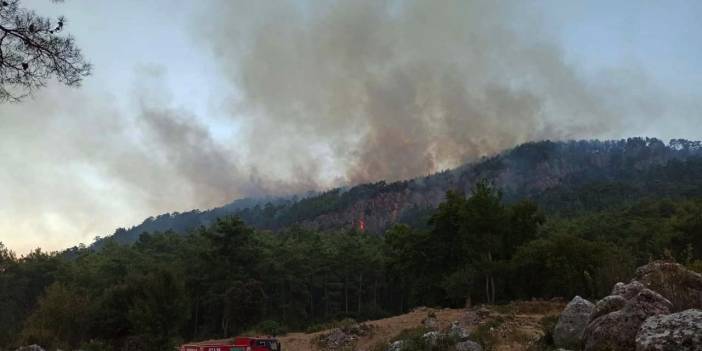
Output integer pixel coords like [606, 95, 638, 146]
[3, 0, 698, 253]
[200, 0, 660, 184]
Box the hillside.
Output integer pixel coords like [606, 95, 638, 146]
[7, 155, 702, 351]
[186, 301, 564, 351]
[99, 137, 702, 246]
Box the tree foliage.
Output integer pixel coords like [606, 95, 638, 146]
[0, 0, 90, 102]
[3, 181, 702, 349]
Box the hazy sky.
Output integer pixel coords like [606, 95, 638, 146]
[1, 0, 700, 254]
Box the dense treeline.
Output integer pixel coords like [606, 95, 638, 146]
[2, 181, 702, 351]
[102, 138, 702, 246]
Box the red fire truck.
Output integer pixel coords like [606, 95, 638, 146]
[180, 336, 281, 351]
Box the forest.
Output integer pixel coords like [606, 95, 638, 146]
[99, 138, 702, 245]
[2, 0, 701, 349]
[2, 179, 702, 351]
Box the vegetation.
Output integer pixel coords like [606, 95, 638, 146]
[3, 183, 702, 350]
[102, 138, 702, 246]
[4, 139, 702, 350]
[0, 0, 90, 102]
[370, 327, 459, 351]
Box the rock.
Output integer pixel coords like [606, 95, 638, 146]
[15, 346, 45, 351]
[583, 288, 672, 351]
[454, 340, 483, 351]
[635, 309, 702, 351]
[634, 260, 702, 311]
[342, 322, 373, 337]
[449, 321, 471, 340]
[553, 295, 595, 349]
[422, 331, 441, 346]
[612, 280, 646, 299]
[387, 340, 405, 351]
[319, 328, 358, 350]
[590, 294, 627, 321]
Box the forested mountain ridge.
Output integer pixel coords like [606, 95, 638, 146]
[6, 137, 702, 351]
[100, 137, 702, 246]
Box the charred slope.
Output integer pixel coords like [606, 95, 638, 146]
[98, 137, 702, 245]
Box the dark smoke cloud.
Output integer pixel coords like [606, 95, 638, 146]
[200, 0, 658, 184]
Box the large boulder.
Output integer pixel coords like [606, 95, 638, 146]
[554, 295, 595, 349]
[588, 281, 645, 321]
[583, 288, 672, 351]
[635, 309, 702, 351]
[612, 280, 646, 299]
[590, 295, 627, 321]
[634, 261, 702, 312]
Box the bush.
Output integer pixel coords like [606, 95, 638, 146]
[527, 315, 559, 351]
[471, 317, 504, 351]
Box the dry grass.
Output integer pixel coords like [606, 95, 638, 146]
[184, 300, 566, 351]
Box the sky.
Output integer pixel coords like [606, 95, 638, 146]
[1, 0, 701, 254]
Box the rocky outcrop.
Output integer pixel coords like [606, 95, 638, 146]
[449, 320, 471, 340]
[590, 294, 627, 321]
[583, 286, 672, 351]
[635, 309, 702, 351]
[317, 321, 374, 350]
[320, 328, 357, 350]
[553, 295, 594, 349]
[612, 280, 646, 299]
[387, 323, 481, 351]
[634, 261, 702, 312]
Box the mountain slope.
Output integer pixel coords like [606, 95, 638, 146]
[99, 137, 702, 245]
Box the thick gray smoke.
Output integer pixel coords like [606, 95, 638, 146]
[200, 0, 658, 184]
[4, 0, 696, 253]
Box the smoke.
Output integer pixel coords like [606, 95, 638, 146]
[0, 70, 317, 254]
[3, 0, 697, 253]
[199, 0, 660, 184]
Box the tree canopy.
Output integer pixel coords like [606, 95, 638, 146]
[0, 0, 90, 102]
[1, 181, 702, 350]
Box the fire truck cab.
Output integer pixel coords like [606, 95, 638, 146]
[180, 336, 281, 351]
